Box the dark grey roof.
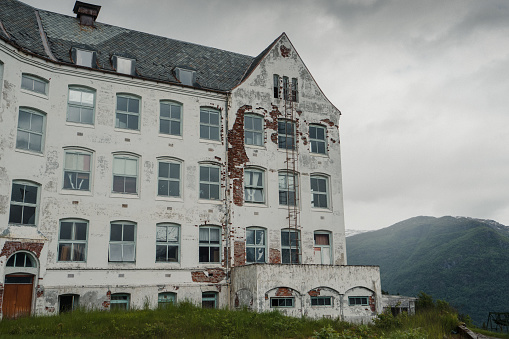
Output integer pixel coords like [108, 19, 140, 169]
[0, 0, 261, 92]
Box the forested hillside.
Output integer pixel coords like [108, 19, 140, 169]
[346, 216, 509, 326]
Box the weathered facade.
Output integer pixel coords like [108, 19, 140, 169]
[0, 0, 380, 322]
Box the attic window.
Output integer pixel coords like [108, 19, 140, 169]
[175, 68, 195, 86]
[113, 56, 135, 75]
[73, 48, 96, 68]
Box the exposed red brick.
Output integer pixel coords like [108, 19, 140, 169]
[103, 290, 111, 309]
[233, 241, 246, 266]
[36, 285, 44, 298]
[320, 118, 336, 128]
[269, 248, 281, 264]
[369, 296, 376, 312]
[301, 136, 308, 145]
[0, 241, 44, 259]
[308, 289, 321, 297]
[276, 287, 293, 296]
[191, 268, 226, 283]
[227, 105, 251, 207]
[280, 45, 290, 57]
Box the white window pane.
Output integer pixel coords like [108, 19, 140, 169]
[65, 153, 77, 170]
[77, 50, 93, 67]
[256, 230, 264, 245]
[210, 228, 219, 242]
[117, 58, 132, 74]
[246, 229, 254, 245]
[279, 175, 287, 189]
[109, 244, 122, 261]
[69, 89, 82, 103]
[123, 244, 135, 261]
[156, 226, 167, 242]
[113, 158, 124, 174]
[81, 92, 94, 105]
[167, 227, 178, 242]
[82, 154, 91, 171]
[124, 159, 137, 175]
[199, 228, 209, 242]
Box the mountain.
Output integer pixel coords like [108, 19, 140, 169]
[345, 229, 372, 237]
[346, 216, 509, 326]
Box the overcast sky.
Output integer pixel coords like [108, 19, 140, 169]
[20, 0, 509, 230]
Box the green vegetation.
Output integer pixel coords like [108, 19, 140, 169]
[0, 300, 460, 338]
[346, 216, 509, 326]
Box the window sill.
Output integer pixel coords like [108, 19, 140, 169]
[65, 121, 95, 129]
[311, 207, 333, 213]
[244, 202, 268, 208]
[155, 196, 183, 203]
[60, 189, 93, 196]
[245, 144, 266, 150]
[20, 88, 48, 99]
[159, 133, 183, 140]
[198, 199, 224, 205]
[110, 193, 140, 199]
[114, 128, 141, 135]
[278, 205, 300, 210]
[199, 139, 222, 145]
[309, 152, 329, 158]
[15, 148, 44, 157]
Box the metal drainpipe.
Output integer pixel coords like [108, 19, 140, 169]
[224, 92, 232, 309]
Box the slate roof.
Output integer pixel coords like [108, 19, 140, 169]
[0, 0, 260, 92]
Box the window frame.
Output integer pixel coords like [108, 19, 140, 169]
[310, 175, 329, 209]
[113, 56, 136, 75]
[156, 223, 180, 263]
[175, 67, 196, 86]
[9, 181, 40, 226]
[278, 119, 296, 150]
[157, 158, 182, 198]
[73, 48, 96, 68]
[67, 86, 95, 125]
[291, 78, 298, 102]
[281, 229, 300, 264]
[309, 124, 327, 155]
[115, 94, 141, 131]
[6, 251, 36, 268]
[16, 107, 45, 153]
[273, 74, 280, 99]
[199, 107, 221, 141]
[21, 74, 48, 95]
[199, 164, 221, 200]
[202, 292, 218, 309]
[348, 296, 369, 306]
[246, 227, 266, 264]
[63, 148, 93, 191]
[112, 154, 139, 194]
[159, 101, 182, 137]
[311, 296, 332, 306]
[244, 113, 264, 146]
[108, 222, 136, 262]
[282, 76, 289, 100]
[110, 293, 130, 310]
[278, 171, 298, 206]
[244, 168, 265, 204]
[270, 297, 294, 308]
[59, 294, 80, 313]
[199, 226, 221, 263]
[58, 219, 88, 262]
[314, 231, 332, 265]
[158, 292, 176, 307]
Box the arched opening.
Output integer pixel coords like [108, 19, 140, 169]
[3, 251, 38, 319]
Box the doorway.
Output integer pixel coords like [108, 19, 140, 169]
[2, 275, 34, 319]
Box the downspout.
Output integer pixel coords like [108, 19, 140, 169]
[224, 92, 232, 309]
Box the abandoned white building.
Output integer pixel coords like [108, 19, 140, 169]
[0, 0, 381, 322]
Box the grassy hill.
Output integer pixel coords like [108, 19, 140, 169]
[346, 216, 509, 326]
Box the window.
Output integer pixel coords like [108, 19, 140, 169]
[160, 101, 182, 136]
[158, 292, 176, 308]
[59, 294, 79, 313]
[112, 155, 138, 194]
[16, 108, 45, 153]
[109, 222, 136, 262]
[9, 182, 39, 226]
[349, 297, 369, 306]
[21, 74, 47, 95]
[244, 114, 263, 146]
[58, 220, 87, 262]
[199, 226, 220, 263]
[74, 48, 95, 68]
[311, 175, 329, 209]
[311, 296, 332, 306]
[158, 160, 181, 197]
[278, 172, 297, 206]
[200, 108, 220, 141]
[63, 150, 92, 191]
[199, 164, 220, 200]
[246, 227, 265, 263]
[156, 224, 179, 262]
[113, 56, 135, 75]
[67, 87, 95, 124]
[271, 297, 294, 308]
[309, 125, 327, 154]
[110, 293, 130, 310]
[291, 78, 298, 102]
[176, 68, 196, 86]
[278, 120, 295, 150]
[281, 229, 300, 264]
[202, 292, 218, 309]
[6, 252, 35, 267]
[273, 74, 280, 98]
[244, 168, 264, 204]
[314, 232, 332, 265]
[283, 76, 289, 100]
[116, 95, 140, 130]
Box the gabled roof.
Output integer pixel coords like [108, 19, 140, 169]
[0, 0, 255, 92]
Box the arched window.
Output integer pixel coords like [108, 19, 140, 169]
[310, 175, 329, 209]
[199, 226, 221, 263]
[160, 101, 182, 136]
[63, 148, 93, 191]
[200, 107, 220, 141]
[278, 119, 295, 150]
[116, 94, 141, 130]
[158, 292, 176, 307]
[281, 229, 300, 264]
[58, 219, 88, 262]
[16, 108, 45, 153]
[109, 221, 136, 262]
[6, 252, 36, 267]
[67, 86, 95, 124]
[157, 158, 182, 198]
[9, 181, 40, 226]
[278, 171, 298, 206]
[199, 163, 220, 200]
[244, 114, 263, 146]
[110, 293, 130, 310]
[309, 124, 327, 154]
[246, 227, 266, 263]
[156, 223, 180, 262]
[112, 153, 139, 194]
[21, 74, 48, 95]
[244, 168, 265, 204]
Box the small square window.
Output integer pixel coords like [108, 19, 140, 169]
[202, 292, 218, 309]
[158, 292, 176, 307]
[176, 68, 195, 86]
[75, 49, 95, 68]
[311, 296, 332, 306]
[110, 293, 130, 310]
[270, 297, 294, 308]
[348, 296, 369, 306]
[115, 57, 135, 75]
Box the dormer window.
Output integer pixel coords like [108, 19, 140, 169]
[72, 48, 96, 68]
[175, 68, 196, 86]
[113, 56, 135, 75]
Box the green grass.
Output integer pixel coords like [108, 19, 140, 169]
[0, 302, 461, 339]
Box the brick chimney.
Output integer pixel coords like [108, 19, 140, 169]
[73, 1, 101, 27]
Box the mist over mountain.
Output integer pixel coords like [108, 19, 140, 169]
[346, 216, 509, 326]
